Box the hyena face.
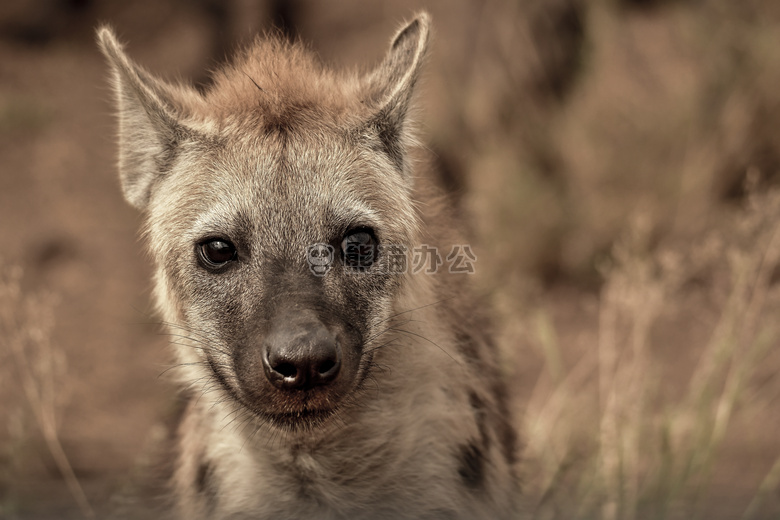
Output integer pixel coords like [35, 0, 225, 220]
[147, 131, 418, 430]
[99, 16, 427, 433]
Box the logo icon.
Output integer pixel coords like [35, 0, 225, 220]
[306, 243, 335, 277]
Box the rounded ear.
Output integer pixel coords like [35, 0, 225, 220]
[362, 12, 431, 175]
[97, 26, 199, 209]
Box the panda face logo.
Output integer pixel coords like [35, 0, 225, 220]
[306, 243, 335, 276]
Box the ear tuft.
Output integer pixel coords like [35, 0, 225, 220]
[96, 25, 123, 65]
[364, 12, 431, 174]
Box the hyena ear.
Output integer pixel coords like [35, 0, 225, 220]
[362, 12, 431, 174]
[97, 26, 196, 209]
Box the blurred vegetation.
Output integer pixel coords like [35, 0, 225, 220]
[518, 186, 780, 518]
[456, 0, 780, 289]
[1, 0, 780, 518]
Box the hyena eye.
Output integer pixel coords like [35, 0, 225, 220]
[341, 229, 377, 269]
[198, 239, 237, 269]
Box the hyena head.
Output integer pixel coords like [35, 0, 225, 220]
[99, 15, 430, 432]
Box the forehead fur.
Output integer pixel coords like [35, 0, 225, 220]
[98, 14, 429, 209]
[199, 37, 366, 133]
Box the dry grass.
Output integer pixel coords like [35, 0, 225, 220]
[516, 185, 780, 519]
[0, 266, 94, 519]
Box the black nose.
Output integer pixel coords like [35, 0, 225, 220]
[262, 318, 341, 390]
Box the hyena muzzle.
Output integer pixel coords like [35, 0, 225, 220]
[99, 13, 518, 520]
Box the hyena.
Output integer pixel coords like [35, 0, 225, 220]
[98, 13, 518, 520]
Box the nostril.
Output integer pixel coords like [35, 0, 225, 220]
[317, 359, 336, 375]
[273, 362, 298, 379]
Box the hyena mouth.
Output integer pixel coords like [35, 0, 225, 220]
[261, 406, 339, 431]
[242, 383, 354, 432]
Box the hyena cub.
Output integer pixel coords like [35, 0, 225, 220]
[99, 13, 517, 519]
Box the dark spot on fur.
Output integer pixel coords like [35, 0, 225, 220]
[469, 389, 518, 468]
[455, 329, 480, 365]
[469, 391, 490, 449]
[457, 442, 485, 489]
[195, 458, 218, 509]
[374, 114, 405, 172]
[490, 383, 519, 468]
[206, 353, 243, 405]
[195, 460, 210, 493]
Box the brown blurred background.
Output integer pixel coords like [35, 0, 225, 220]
[1, 0, 780, 518]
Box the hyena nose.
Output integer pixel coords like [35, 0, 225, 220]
[262, 321, 341, 390]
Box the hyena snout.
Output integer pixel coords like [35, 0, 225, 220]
[262, 312, 341, 391]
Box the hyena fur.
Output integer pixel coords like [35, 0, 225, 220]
[98, 13, 518, 520]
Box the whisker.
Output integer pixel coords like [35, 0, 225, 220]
[376, 297, 453, 325]
[387, 327, 462, 365]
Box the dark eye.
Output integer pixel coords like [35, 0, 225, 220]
[198, 239, 237, 269]
[341, 229, 377, 269]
